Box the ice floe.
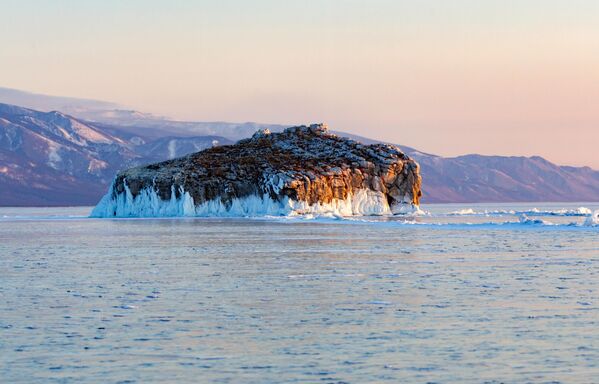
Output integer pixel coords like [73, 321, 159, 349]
[447, 207, 593, 217]
[583, 210, 599, 226]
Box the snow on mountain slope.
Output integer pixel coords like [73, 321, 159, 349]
[0, 103, 140, 205]
[0, 104, 123, 146]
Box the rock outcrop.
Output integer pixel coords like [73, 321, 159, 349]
[91, 124, 422, 217]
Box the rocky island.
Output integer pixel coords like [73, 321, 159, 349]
[91, 124, 422, 217]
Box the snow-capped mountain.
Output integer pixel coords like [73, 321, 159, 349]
[0, 104, 137, 205]
[0, 102, 233, 205]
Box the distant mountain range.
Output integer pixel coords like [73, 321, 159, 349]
[0, 88, 597, 206]
[341, 133, 599, 203]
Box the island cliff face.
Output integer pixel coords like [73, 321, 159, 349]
[92, 124, 422, 217]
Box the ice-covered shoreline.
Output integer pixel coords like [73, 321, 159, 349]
[90, 184, 423, 218]
[1, 204, 596, 228]
[89, 185, 599, 228]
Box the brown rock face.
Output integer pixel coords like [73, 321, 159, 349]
[93, 124, 422, 217]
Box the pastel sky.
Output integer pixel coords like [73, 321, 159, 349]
[1, 0, 598, 168]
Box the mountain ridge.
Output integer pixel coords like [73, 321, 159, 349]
[0, 100, 597, 206]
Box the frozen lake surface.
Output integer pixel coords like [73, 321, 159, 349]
[1, 203, 598, 383]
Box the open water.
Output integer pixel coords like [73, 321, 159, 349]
[1, 203, 598, 383]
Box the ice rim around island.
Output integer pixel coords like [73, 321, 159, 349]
[91, 123, 423, 218]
